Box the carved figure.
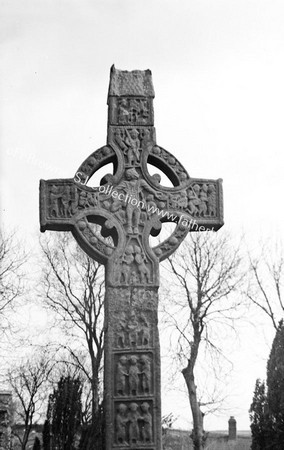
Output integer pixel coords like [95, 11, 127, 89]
[139, 99, 149, 122]
[141, 402, 153, 443]
[177, 190, 188, 209]
[151, 173, 161, 186]
[49, 185, 62, 217]
[116, 168, 164, 234]
[170, 190, 187, 210]
[125, 129, 140, 164]
[61, 186, 72, 216]
[208, 184, 217, 216]
[118, 99, 130, 124]
[188, 184, 200, 216]
[130, 271, 140, 285]
[119, 169, 141, 233]
[128, 313, 139, 347]
[199, 184, 208, 216]
[129, 355, 139, 395]
[141, 128, 152, 151]
[116, 403, 128, 444]
[114, 129, 128, 152]
[78, 190, 98, 210]
[129, 99, 141, 123]
[120, 245, 135, 284]
[140, 314, 150, 347]
[78, 191, 88, 209]
[127, 98, 149, 124]
[116, 356, 128, 396]
[117, 313, 127, 348]
[134, 247, 151, 284]
[140, 355, 151, 394]
[128, 402, 140, 444]
[87, 191, 98, 208]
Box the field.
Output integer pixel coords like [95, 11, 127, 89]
[163, 429, 251, 450]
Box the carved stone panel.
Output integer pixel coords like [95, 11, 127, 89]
[105, 285, 161, 450]
[115, 353, 153, 397]
[108, 126, 156, 166]
[46, 182, 76, 219]
[114, 400, 154, 446]
[109, 97, 154, 126]
[113, 312, 153, 350]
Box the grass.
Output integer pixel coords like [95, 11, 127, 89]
[163, 429, 251, 450]
[205, 437, 251, 450]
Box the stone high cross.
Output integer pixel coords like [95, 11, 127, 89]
[40, 66, 223, 450]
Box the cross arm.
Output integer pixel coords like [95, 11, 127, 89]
[158, 177, 224, 231]
[40, 178, 123, 264]
[40, 179, 76, 232]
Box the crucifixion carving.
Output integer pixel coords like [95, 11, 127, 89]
[40, 65, 223, 450]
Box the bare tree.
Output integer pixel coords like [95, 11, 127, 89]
[7, 351, 53, 450]
[39, 233, 105, 425]
[0, 230, 26, 335]
[246, 240, 284, 330]
[160, 231, 243, 450]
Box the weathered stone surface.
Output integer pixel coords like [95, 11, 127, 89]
[40, 65, 224, 450]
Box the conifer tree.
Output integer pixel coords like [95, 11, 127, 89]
[249, 379, 270, 449]
[42, 419, 51, 450]
[48, 376, 82, 450]
[33, 437, 41, 450]
[267, 319, 284, 448]
[250, 320, 284, 449]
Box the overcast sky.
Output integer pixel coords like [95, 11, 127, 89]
[1, 0, 284, 432]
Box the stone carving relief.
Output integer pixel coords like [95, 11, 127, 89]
[78, 146, 115, 183]
[108, 288, 131, 311]
[186, 182, 217, 218]
[140, 402, 153, 444]
[110, 167, 165, 234]
[114, 312, 152, 349]
[108, 288, 158, 313]
[116, 403, 128, 445]
[51, 180, 219, 250]
[149, 146, 189, 185]
[153, 226, 188, 259]
[112, 127, 154, 166]
[117, 98, 151, 125]
[131, 288, 158, 310]
[77, 189, 98, 210]
[115, 354, 152, 397]
[140, 354, 151, 395]
[76, 218, 114, 258]
[115, 401, 153, 445]
[118, 242, 153, 285]
[168, 189, 188, 210]
[128, 402, 140, 444]
[116, 356, 128, 397]
[48, 185, 74, 218]
[129, 355, 139, 396]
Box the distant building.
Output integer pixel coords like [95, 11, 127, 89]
[228, 416, 237, 441]
[0, 391, 12, 450]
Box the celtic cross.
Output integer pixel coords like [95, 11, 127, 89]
[40, 66, 223, 450]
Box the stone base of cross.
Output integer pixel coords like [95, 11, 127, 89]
[40, 65, 223, 450]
